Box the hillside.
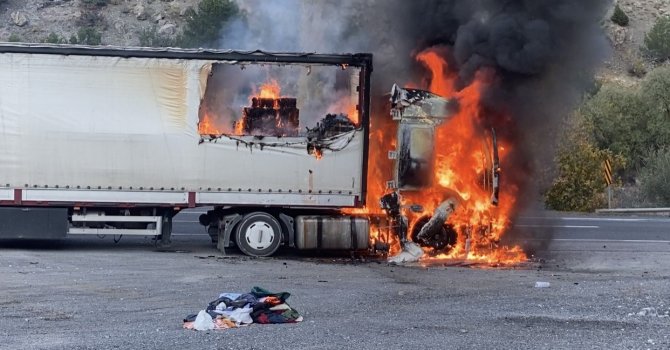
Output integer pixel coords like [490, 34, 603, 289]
[0, 0, 198, 46]
[0, 0, 666, 74]
[603, 0, 670, 83]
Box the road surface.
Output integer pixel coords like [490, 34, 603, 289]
[1, 210, 668, 349]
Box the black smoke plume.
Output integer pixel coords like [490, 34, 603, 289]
[221, 0, 611, 251]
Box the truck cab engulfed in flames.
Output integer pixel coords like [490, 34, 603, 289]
[383, 85, 502, 263]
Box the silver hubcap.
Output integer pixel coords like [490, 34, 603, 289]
[244, 221, 275, 250]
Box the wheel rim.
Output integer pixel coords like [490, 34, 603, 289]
[244, 221, 276, 250]
[411, 216, 457, 252]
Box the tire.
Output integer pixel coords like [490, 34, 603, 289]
[234, 212, 282, 257]
[410, 216, 457, 252]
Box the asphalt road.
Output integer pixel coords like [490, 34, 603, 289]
[514, 213, 670, 242]
[1, 211, 669, 350]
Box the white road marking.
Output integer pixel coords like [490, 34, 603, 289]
[550, 238, 670, 244]
[519, 216, 670, 223]
[515, 225, 600, 229]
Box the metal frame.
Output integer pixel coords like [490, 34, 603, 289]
[0, 43, 373, 69]
[69, 214, 162, 236]
[0, 189, 359, 208]
[23, 189, 189, 205]
[196, 192, 356, 207]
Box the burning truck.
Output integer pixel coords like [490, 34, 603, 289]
[0, 43, 524, 264]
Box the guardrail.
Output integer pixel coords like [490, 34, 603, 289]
[595, 208, 670, 214]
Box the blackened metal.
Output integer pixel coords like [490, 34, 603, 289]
[0, 43, 374, 68]
[380, 191, 407, 243]
[243, 97, 299, 136]
[359, 63, 372, 207]
[278, 213, 295, 248]
[491, 128, 500, 206]
[306, 114, 356, 139]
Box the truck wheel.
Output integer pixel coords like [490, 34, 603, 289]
[234, 212, 282, 257]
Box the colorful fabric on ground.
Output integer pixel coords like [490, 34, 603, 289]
[183, 286, 302, 331]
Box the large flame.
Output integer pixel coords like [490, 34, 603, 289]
[198, 111, 222, 135]
[258, 79, 281, 100]
[351, 48, 526, 265]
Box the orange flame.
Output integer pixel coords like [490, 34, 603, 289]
[413, 49, 525, 265]
[349, 48, 526, 265]
[198, 112, 221, 135]
[258, 79, 281, 100]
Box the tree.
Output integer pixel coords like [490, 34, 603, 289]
[639, 67, 670, 147]
[178, 0, 239, 48]
[644, 16, 670, 61]
[545, 138, 621, 212]
[581, 84, 650, 171]
[611, 4, 629, 27]
[640, 147, 670, 205]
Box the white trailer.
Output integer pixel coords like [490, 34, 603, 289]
[0, 44, 373, 256]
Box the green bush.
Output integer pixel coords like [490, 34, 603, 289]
[177, 0, 239, 48]
[639, 67, 670, 145]
[545, 138, 622, 212]
[611, 4, 630, 27]
[139, 26, 176, 48]
[644, 16, 670, 61]
[8, 33, 21, 42]
[627, 57, 647, 78]
[43, 32, 66, 44]
[640, 147, 670, 205]
[70, 28, 102, 46]
[81, 0, 108, 7]
[581, 84, 650, 171]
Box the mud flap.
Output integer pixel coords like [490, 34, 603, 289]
[217, 214, 242, 255]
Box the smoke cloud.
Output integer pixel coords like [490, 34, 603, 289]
[217, 0, 611, 248]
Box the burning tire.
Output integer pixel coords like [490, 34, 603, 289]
[410, 216, 457, 252]
[234, 212, 282, 257]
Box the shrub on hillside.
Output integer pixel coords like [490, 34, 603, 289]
[81, 0, 108, 7]
[70, 28, 102, 46]
[178, 0, 239, 48]
[44, 32, 66, 44]
[8, 33, 21, 42]
[644, 16, 670, 61]
[611, 4, 630, 27]
[139, 26, 176, 47]
[640, 147, 670, 205]
[627, 57, 647, 78]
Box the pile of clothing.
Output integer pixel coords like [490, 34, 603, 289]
[183, 287, 302, 331]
